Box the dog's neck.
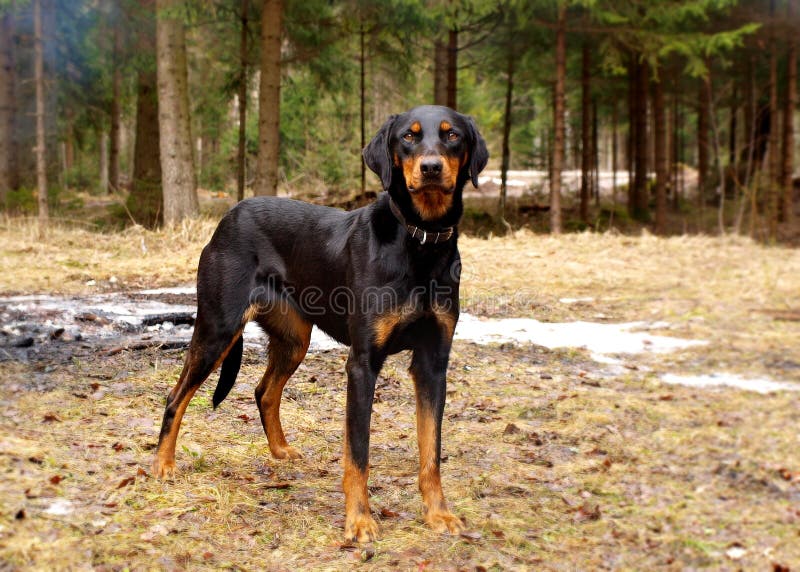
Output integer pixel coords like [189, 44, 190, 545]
[388, 196, 455, 245]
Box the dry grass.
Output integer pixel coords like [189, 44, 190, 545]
[1, 218, 800, 569]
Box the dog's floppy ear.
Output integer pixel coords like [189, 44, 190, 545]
[465, 116, 489, 188]
[363, 114, 398, 190]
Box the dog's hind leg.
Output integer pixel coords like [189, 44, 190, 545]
[254, 306, 312, 460]
[152, 313, 244, 478]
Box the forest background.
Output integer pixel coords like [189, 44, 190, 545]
[0, 0, 797, 241]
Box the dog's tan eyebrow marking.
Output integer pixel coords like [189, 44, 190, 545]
[410, 121, 421, 133]
[439, 120, 451, 131]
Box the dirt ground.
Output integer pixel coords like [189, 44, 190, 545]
[1, 218, 800, 570]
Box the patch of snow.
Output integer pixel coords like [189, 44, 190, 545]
[661, 373, 800, 394]
[137, 286, 196, 296]
[44, 499, 74, 516]
[454, 314, 706, 356]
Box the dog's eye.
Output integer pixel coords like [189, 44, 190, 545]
[402, 132, 414, 143]
[447, 131, 459, 142]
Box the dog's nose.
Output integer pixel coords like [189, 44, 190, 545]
[420, 158, 443, 177]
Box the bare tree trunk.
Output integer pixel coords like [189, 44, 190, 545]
[499, 47, 514, 226]
[782, 0, 796, 228]
[446, 28, 457, 110]
[739, 59, 759, 236]
[360, 22, 366, 195]
[705, 75, 728, 235]
[156, 0, 198, 223]
[236, 0, 249, 202]
[433, 37, 448, 106]
[767, 1, 780, 240]
[128, 69, 162, 228]
[632, 58, 649, 220]
[592, 97, 599, 207]
[627, 55, 635, 214]
[611, 98, 618, 226]
[653, 76, 667, 234]
[255, 0, 284, 196]
[550, 3, 566, 235]
[99, 130, 109, 192]
[697, 79, 710, 210]
[109, 20, 122, 194]
[580, 42, 591, 223]
[34, 0, 48, 235]
[0, 5, 19, 206]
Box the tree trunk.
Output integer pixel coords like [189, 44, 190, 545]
[627, 55, 636, 216]
[128, 68, 163, 228]
[446, 28, 458, 110]
[109, 21, 122, 193]
[99, 130, 109, 192]
[580, 42, 591, 223]
[653, 76, 667, 234]
[697, 79, 710, 208]
[767, 1, 779, 240]
[236, 0, 249, 202]
[433, 37, 448, 106]
[499, 47, 514, 224]
[550, 3, 566, 235]
[360, 22, 366, 195]
[781, 0, 796, 228]
[592, 96, 599, 207]
[127, 0, 161, 227]
[255, 0, 283, 196]
[632, 57, 649, 220]
[34, 0, 48, 234]
[156, 0, 198, 223]
[0, 5, 19, 205]
[611, 98, 618, 217]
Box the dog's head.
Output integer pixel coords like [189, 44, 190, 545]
[363, 105, 488, 223]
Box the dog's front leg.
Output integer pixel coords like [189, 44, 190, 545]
[410, 345, 464, 534]
[342, 348, 380, 542]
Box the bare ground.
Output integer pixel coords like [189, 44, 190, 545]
[1, 218, 800, 570]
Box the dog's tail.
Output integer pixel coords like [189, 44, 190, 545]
[212, 335, 243, 408]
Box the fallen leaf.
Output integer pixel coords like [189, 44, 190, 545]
[262, 482, 290, 490]
[574, 503, 601, 522]
[15, 509, 25, 520]
[380, 507, 399, 518]
[117, 476, 136, 489]
[43, 413, 61, 423]
[503, 423, 521, 435]
[49, 475, 62, 485]
[112, 442, 124, 451]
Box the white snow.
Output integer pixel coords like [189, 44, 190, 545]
[44, 499, 74, 516]
[453, 314, 706, 357]
[661, 373, 800, 394]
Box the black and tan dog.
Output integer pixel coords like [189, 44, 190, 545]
[152, 105, 488, 542]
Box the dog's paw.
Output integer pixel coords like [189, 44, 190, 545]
[344, 513, 379, 543]
[152, 456, 176, 479]
[426, 509, 464, 535]
[271, 445, 302, 460]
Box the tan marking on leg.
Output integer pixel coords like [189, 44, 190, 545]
[152, 331, 243, 478]
[242, 304, 259, 324]
[255, 305, 311, 460]
[432, 305, 457, 340]
[413, 382, 464, 534]
[373, 304, 418, 348]
[342, 433, 378, 542]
